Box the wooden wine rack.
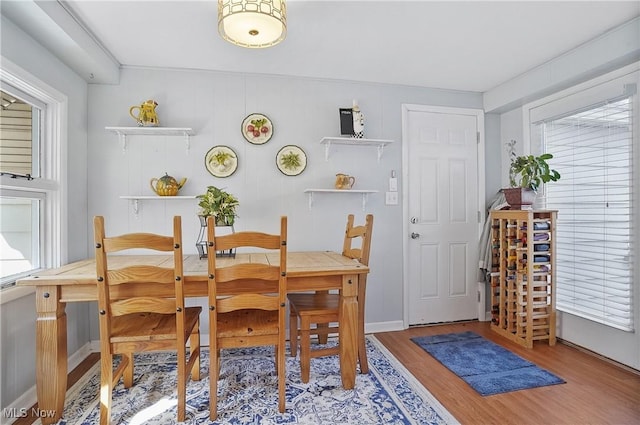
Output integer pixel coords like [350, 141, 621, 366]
[489, 209, 557, 348]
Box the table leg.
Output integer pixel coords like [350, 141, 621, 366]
[35, 286, 67, 424]
[339, 274, 358, 389]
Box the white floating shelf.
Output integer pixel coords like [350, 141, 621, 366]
[106, 126, 195, 152]
[120, 195, 197, 200]
[303, 189, 378, 211]
[319, 136, 394, 162]
[120, 195, 197, 215]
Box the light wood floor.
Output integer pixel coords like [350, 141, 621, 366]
[15, 321, 640, 425]
[375, 321, 640, 425]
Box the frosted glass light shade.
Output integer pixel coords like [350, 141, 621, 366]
[218, 0, 287, 48]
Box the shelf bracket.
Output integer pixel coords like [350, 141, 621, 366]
[361, 193, 368, 211]
[184, 132, 190, 153]
[115, 131, 127, 153]
[323, 141, 331, 161]
[130, 199, 140, 216]
[307, 192, 314, 209]
[376, 144, 384, 162]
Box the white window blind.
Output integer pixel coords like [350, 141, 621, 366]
[535, 95, 634, 331]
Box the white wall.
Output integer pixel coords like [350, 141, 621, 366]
[0, 16, 89, 408]
[484, 17, 640, 113]
[87, 67, 483, 339]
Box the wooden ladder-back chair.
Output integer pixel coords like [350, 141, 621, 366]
[288, 214, 373, 383]
[93, 216, 201, 424]
[206, 216, 288, 420]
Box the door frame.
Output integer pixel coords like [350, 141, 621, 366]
[401, 104, 486, 328]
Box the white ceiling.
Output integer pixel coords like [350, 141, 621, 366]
[7, 1, 640, 93]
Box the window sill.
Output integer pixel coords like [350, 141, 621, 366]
[0, 285, 35, 305]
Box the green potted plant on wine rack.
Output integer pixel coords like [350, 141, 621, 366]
[504, 140, 561, 208]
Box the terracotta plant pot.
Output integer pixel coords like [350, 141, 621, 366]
[503, 188, 537, 209]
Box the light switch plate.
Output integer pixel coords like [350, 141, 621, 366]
[389, 177, 398, 192]
[385, 191, 398, 205]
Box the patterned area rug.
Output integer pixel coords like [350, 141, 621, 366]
[44, 336, 458, 424]
[411, 331, 565, 396]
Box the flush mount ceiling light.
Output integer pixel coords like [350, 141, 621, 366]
[218, 0, 287, 48]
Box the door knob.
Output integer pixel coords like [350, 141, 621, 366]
[410, 217, 418, 224]
[411, 232, 420, 239]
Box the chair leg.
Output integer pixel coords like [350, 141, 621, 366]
[358, 298, 369, 373]
[316, 323, 329, 344]
[191, 323, 201, 381]
[289, 310, 298, 357]
[123, 353, 134, 388]
[357, 283, 369, 374]
[315, 290, 330, 344]
[277, 339, 286, 413]
[357, 326, 369, 374]
[210, 347, 219, 421]
[99, 354, 113, 425]
[300, 316, 311, 383]
[177, 344, 186, 422]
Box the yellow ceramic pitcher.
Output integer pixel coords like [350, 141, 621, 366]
[130, 100, 159, 127]
[335, 173, 355, 190]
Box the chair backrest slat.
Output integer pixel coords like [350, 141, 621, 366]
[207, 215, 288, 327]
[214, 231, 281, 251]
[94, 216, 186, 346]
[342, 214, 373, 266]
[103, 233, 174, 253]
[106, 265, 175, 285]
[214, 263, 281, 283]
[217, 293, 280, 313]
[110, 297, 176, 316]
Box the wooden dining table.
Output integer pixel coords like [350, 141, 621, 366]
[17, 251, 368, 425]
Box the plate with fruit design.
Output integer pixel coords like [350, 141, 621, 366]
[242, 113, 273, 145]
[276, 145, 307, 176]
[205, 145, 238, 178]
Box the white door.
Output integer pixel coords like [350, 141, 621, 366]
[402, 105, 484, 325]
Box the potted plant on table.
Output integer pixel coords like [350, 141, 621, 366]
[196, 186, 239, 258]
[196, 186, 239, 226]
[504, 140, 561, 209]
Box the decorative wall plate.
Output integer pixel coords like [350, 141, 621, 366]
[241, 113, 273, 145]
[276, 145, 307, 176]
[205, 145, 238, 178]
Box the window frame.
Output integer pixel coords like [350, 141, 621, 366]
[0, 56, 67, 294]
[521, 62, 639, 332]
[536, 97, 634, 331]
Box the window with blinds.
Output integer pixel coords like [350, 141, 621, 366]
[534, 96, 634, 331]
[0, 89, 39, 176]
[0, 83, 47, 289]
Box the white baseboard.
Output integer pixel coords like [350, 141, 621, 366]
[477, 281, 489, 322]
[365, 320, 405, 334]
[68, 342, 93, 370]
[1, 342, 93, 425]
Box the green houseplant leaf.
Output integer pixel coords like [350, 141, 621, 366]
[509, 154, 561, 192]
[196, 186, 239, 226]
